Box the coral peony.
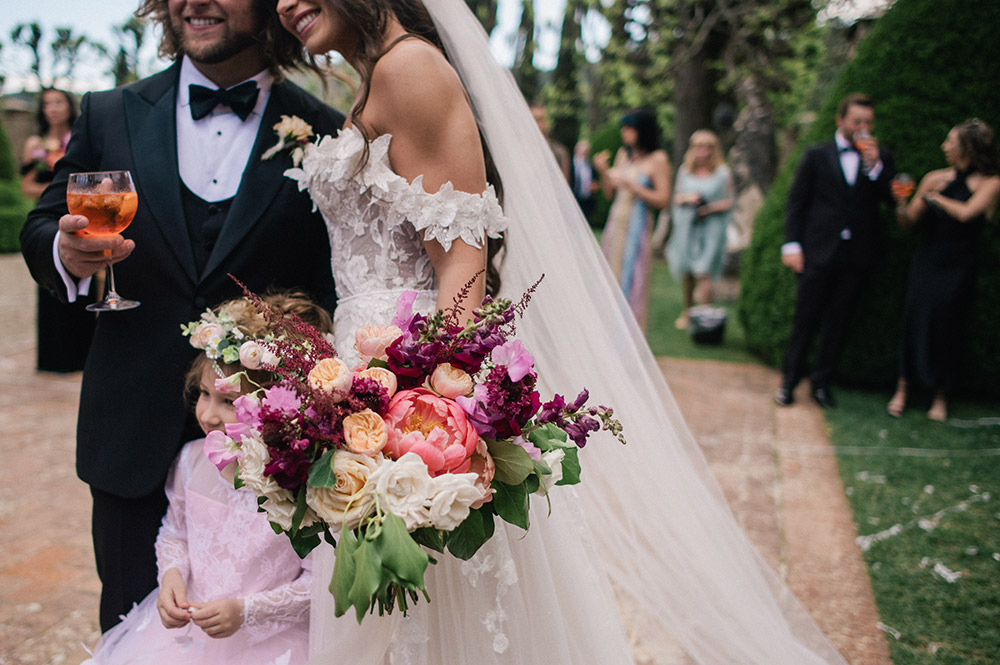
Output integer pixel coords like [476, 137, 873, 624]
[383, 388, 479, 475]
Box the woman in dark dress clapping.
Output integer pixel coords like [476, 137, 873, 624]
[887, 120, 1000, 421]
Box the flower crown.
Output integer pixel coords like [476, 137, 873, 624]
[181, 308, 277, 376]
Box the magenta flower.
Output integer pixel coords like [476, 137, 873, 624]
[391, 291, 418, 329]
[234, 394, 261, 425]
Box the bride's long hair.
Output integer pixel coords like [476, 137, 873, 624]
[322, 0, 505, 295]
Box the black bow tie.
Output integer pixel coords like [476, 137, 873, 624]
[839, 144, 857, 153]
[189, 81, 260, 122]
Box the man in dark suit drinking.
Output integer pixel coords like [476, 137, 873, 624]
[20, 0, 343, 631]
[774, 93, 895, 408]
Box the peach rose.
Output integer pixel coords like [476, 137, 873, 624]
[358, 367, 398, 398]
[308, 357, 353, 401]
[343, 409, 388, 455]
[355, 325, 402, 363]
[467, 438, 495, 508]
[426, 363, 474, 399]
[383, 388, 479, 475]
[306, 451, 379, 530]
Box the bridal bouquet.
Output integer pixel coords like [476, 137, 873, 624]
[192, 280, 623, 623]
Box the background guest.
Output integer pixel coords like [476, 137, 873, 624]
[594, 108, 672, 331]
[887, 119, 1000, 421]
[666, 129, 734, 330]
[774, 93, 895, 409]
[571, 138, 597, 221]
[19, 87, 96, 373]
[531, 105, 571, 183]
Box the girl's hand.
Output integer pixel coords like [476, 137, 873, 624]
[157, 568, 191, 629]
[189, 598, 244, 639]
[593, 150, 611, 173]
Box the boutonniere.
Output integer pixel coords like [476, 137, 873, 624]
[262, 114, 314, 166]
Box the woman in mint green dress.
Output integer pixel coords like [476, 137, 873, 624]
[666, 130, 734, 329]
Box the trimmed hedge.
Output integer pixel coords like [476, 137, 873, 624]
[0, 119, 32, 253]
[739, 0, 1000, 396]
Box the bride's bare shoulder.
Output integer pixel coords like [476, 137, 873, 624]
[367, 38, 468, 131]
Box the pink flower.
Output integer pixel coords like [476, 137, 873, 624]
[354, 325, 402, 363]
[234, 394, 261, 425]
[391, 291, 418, 329]
[491, 340, 535, 382]
[513, 435, 542, 462]
[204, 429, 242, 475]
[262, 385, 301, 414]
[383, 388, 479, 475]
[214, 374, 242, 395]
[467, 439, 495, 508]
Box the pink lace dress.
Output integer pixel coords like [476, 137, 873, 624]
[82, 440, 311, 665]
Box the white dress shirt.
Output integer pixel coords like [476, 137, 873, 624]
[56, 57, 273, 301]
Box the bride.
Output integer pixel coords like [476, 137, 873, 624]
[275, 0, 849, 663]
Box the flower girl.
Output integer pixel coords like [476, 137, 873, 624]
[83, 293, 333, 665]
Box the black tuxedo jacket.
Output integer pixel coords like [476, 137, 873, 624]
[784, 141, 895, 270]
[21, 63, 345, 498]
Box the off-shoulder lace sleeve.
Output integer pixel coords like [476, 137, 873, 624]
[391, 177, 507, 252]
[155, 443, 194, 584]
[241, 555, 312, 645]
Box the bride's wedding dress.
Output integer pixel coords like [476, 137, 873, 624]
[287, 2, 850, 663]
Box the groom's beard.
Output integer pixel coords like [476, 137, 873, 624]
[169, 15, 262, 66]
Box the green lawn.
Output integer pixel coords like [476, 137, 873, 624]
[645, 256, 757, 363]
[827, 391, 1000, 665]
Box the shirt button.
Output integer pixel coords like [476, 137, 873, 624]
[212, 179, 218, 184]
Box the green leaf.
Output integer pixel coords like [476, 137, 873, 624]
[367, 358, 389, 369]
[375, 512, 429, 588]
[492, 481, 529, 530]
[411, 527, 446, 553]
[349, 538, 383, 623]
[556, 447, 581, 486]
[446, 506, 493, 560]
[308, 449, 338, 488]
[290, 487, 310, 532]
[527, 423, 568, 452]
[486, 438, 535, 484]
[290, 531, 320, 559]
[330, 526, 358, 618]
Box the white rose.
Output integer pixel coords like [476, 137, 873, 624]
[259, 489, 299, 531]
[261, 347, 280, 369]
[238, 435, 284, 496]
[369, 452, 434, 531]
[427, 472, 483, 531]
[306, 451, 379, 530]
[534, 449, 566, 496]
[238, 340, 263, 370]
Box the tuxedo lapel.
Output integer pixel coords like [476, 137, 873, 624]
[824, 143, 853, 193]
[201, 82, 296, 281]
[124, 64, 199, 284]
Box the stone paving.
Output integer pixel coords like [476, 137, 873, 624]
[0, 254, 890, 665]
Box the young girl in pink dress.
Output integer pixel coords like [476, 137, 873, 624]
[83, 294, 332, 665]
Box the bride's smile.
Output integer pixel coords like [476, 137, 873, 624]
[276, 0, 356, 57]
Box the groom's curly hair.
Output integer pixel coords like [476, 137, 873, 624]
[330, 0, 505, 295]
[135, 0, 314, 78]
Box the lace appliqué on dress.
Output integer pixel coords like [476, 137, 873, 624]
[460, 539, 519, 654]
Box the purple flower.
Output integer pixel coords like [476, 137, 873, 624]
[391, 291, 418, 329]
[234, 394, 261, 425]
[456, 384, 498, 438]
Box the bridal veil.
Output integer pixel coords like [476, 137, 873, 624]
[421, 1, 848, 663]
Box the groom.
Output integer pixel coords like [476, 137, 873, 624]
[20, 0, 343, 631]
